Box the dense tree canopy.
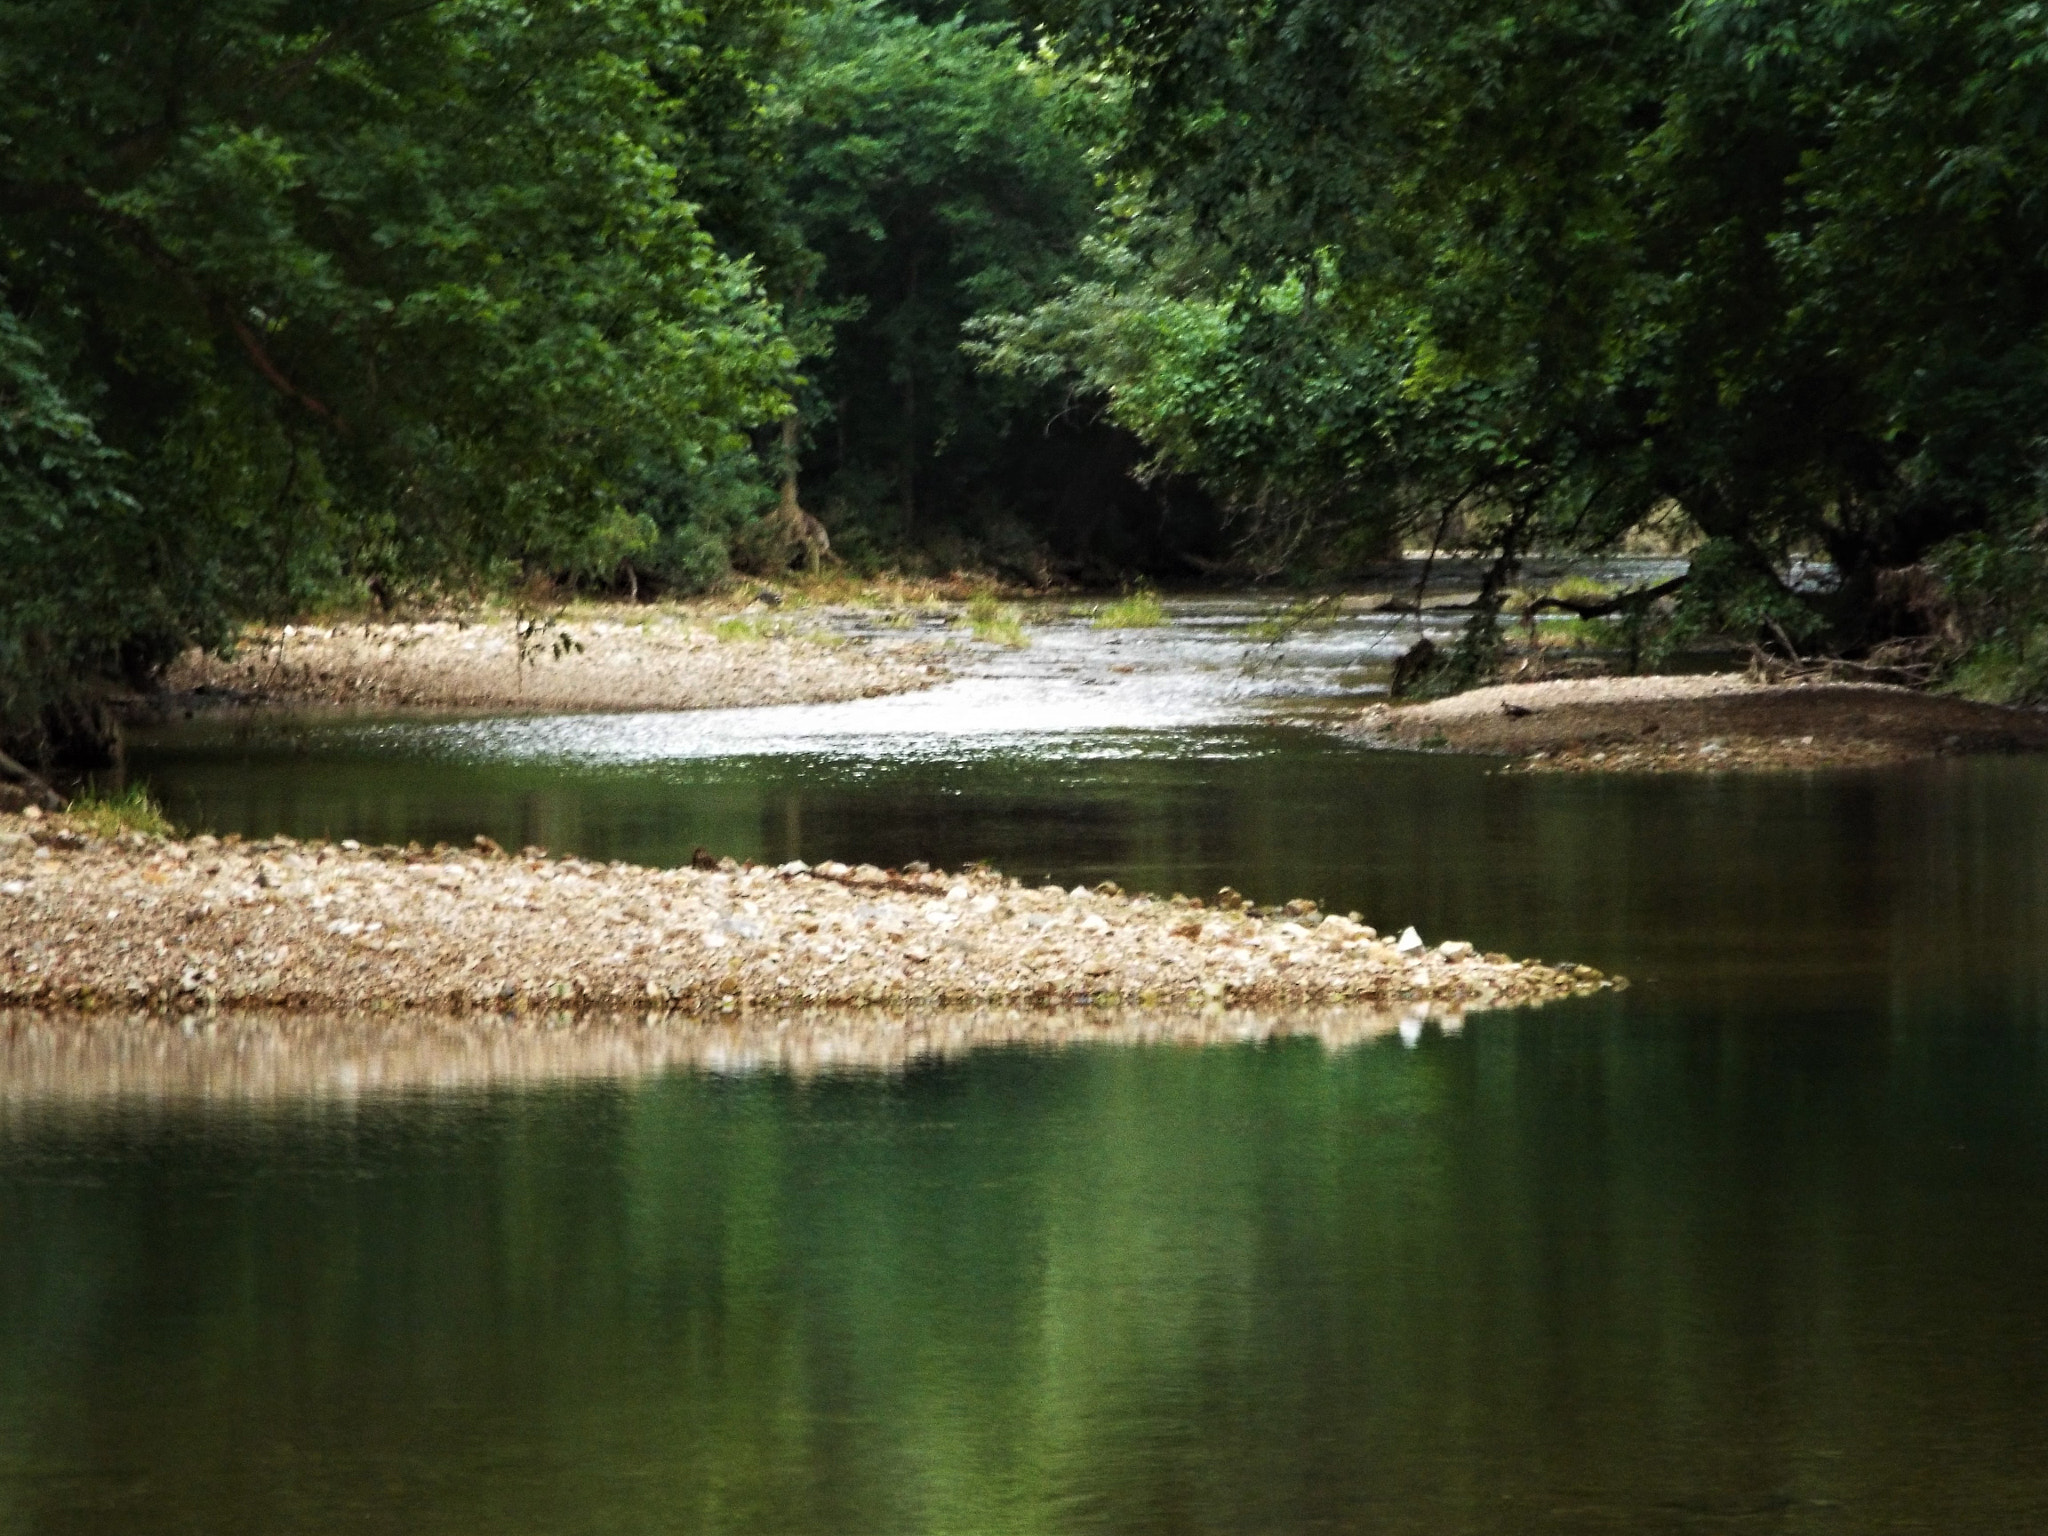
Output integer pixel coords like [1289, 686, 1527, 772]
[2, 0, 790, 747]
[8, 0, 2048, 752]
[993, 0, 2048, 675]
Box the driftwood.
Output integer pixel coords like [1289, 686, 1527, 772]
[1746, 624, 1944, 688]
[0, 748, 62, 810]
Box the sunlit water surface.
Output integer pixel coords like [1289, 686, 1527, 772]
[5, 596, 2048, 1533]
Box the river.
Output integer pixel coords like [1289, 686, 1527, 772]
[5, 596, 2048, 1532]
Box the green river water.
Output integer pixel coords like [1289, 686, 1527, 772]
[6, 609, 2048, 1533]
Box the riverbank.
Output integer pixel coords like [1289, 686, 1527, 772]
[161, 606, 947, 714]
[1353, 674, 2048, 771]
[0, 812, 1615, 1017]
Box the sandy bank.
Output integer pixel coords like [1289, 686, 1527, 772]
[1353, 674, 2048, 771]
[0, 813, 1614, 1018]
[162, 611, 946, 713]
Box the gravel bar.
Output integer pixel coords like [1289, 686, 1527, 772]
[162, 614, 945, 713]
[1354, 674, 2048, 771]
[0, 812, 1617, 1018]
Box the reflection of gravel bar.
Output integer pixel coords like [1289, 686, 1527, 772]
[1, 1004, 1491, 1100]
[0, 813, 1617, 1016]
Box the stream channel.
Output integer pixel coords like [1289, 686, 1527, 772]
[7, 593, 2048, 1532]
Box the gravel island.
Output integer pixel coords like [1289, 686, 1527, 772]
[0, 812, 1616, 1018]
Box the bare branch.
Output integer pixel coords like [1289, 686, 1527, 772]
[1522, 574, 1688, 620]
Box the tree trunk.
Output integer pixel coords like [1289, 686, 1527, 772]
[901, 370, 916, 536]
[900, 256, 918, 538]
[779, 411, 803, 522]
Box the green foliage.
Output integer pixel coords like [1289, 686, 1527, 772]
[779, 3, 1132, 565]
[1013, 0, 2048, 651]
[627, 446, 781, 594]
[974, 235, 1409, 576]
[1932, 511, 2048, 702]
[1663, 540, 1827, 655]
[0, 307, 170, 735]
[2, 0, 792, 746]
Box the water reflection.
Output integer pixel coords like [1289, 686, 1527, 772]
[0, 1003, 1474, 1105]
[7, 995, 2048, 1534]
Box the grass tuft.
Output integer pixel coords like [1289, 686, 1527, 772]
[1090, 588, 1169, 629]
[1547, 574, 1615, 605]
[713, 615, 779, 643]
[965, 592, 1029, 647]
[66, 785, 173, 838]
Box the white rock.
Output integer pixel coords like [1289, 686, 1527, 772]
[1395, 926, 1426, 956]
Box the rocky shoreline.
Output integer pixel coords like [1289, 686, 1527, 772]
[0, 811, 1616, 1020]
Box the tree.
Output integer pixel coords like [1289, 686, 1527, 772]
[779, 1, 1200, 575]
[1015, 0, 2048, 666]
[0, 0, 791, 754]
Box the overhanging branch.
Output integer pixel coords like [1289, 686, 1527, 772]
[225, 311, 341, 426]
[1523, 573, 1687, 619]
